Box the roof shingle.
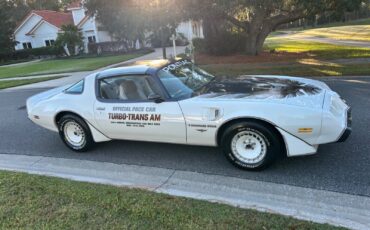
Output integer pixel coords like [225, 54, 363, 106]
[32, 10, 73, 28]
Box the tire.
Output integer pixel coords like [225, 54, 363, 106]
[58, 114, 95, 152]
[221, 121, 282, 170]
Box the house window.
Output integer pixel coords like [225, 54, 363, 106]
[22, 42, 32, 49]
[88, 36, 96, 44]
[45, 39, 55, 47]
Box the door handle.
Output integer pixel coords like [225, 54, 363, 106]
[96, 107, 106, 111]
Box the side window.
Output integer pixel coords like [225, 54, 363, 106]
[98, 75, 163, 101]
[88, 36, 97, 43]
[22, 42, 32, 49]
[45, 39, 55, 47]
[65, 80, 84, 94]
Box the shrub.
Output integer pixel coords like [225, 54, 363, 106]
[192, 38, 207, 53]
[149, 32, 189, 48]
[193, 32, 245, 55]
[88, 41, 129, 55]
[175, 33, 189, 46]
[149, 35, 170, 48]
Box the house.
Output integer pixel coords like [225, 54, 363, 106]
[14, 1, 113, 53]
[176, 21, 204, 41]
[14, 10, 74, 50]
[14, 0, 203, 53]
[66, 0, 113, 52]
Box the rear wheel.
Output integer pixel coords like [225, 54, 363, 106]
[221, 121, 282, 170]
[58, 114, 94, 152]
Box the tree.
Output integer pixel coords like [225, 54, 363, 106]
[85, 0, 183, 58]
[6, 0, 30, 22]
[26, 0, 61, 11]
[0, 1, 17, 58]
[60, 0, 75, 10]
[55, 25, 84, 56]
[143, 0, 182, 58]
[182, 0, 363, 55]
[85, 0, 146, 52]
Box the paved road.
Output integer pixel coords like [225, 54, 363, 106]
[0, 76, 369, 197]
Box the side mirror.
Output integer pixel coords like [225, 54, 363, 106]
[148, 94, 165, 104]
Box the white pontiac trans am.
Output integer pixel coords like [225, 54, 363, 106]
[27, 59, 351, 170]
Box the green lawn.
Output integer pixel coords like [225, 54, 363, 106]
[202, 63, 370, 77]
[291, 24, 370, 42]
[314, 18, 370, 27]
[272, 18, 370, 42]
[0, 52, 148, 79]
[197, 38, 370, 76]
[0, 171, 342, 230]
[0, 76, 66, 90]
[265, 39, 370, 59]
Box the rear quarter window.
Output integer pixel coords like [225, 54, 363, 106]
[65, 80, 84, 94]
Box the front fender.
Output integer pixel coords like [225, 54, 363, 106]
[217, 102, 323, 146]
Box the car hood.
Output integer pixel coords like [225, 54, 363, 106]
[193, 75, 330, 109]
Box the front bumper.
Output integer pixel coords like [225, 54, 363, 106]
[337, 108, 352, 143]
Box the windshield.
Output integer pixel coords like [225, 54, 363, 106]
[157, 60, 215, 100]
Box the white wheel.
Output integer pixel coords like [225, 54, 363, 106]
[58, 114, 94, 152]
[231, 131, 267, 164]
[63, 121, 86, 148]
[221, 121, 282, 170]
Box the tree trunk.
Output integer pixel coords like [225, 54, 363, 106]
[162, 46, 167, 59]
[203, 16, 223, 40]
[244, 22, 273, 55]
[255, 25, 274, 55]
[160, 30, 167, 59]
[244, 32, 259, 55]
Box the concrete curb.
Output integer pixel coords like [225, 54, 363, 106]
[0, 153, 369, 229]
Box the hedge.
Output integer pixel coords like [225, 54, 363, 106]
[193, 32, 245, 55]
[88, 41, 129, 55]
[0, 46, 64, 62]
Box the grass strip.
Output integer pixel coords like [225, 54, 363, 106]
[0, 76, 66, 89]
[0, 171, 343, 230]
[0, 52, 149, 79]
[202, 63, 370, 77]
[265, 39, 370, 59]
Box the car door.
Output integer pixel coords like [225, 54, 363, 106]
[93, 74, 186, 144]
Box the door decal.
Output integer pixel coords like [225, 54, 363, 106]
[108, 106, 161, 128]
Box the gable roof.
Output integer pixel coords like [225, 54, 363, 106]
[33, 10, 73, 28]
[25, 20, 44, 35]
[76, 15, 90, 28]
[15, 10, 73, 34]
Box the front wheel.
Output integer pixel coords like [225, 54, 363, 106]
[221, 121, 282, 170]
[58, 114, 95, 152]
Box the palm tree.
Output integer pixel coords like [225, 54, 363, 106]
[56, 24, 84, 56]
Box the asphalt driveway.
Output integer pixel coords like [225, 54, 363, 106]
[0, 76, 369, 197]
